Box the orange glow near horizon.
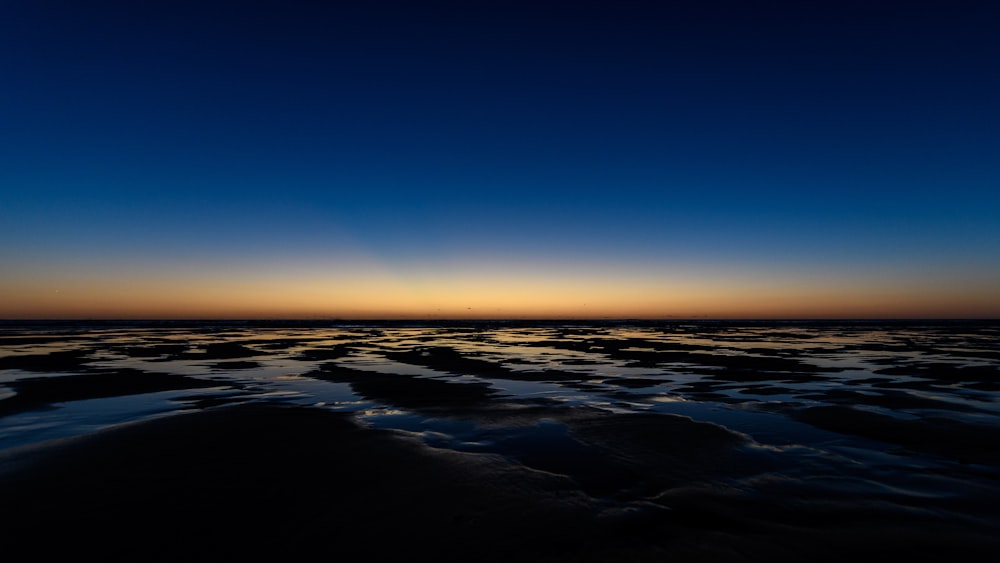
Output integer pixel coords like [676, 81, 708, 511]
[2, 260, 998, 319]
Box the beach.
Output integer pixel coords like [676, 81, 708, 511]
[2, 322, 998, 561]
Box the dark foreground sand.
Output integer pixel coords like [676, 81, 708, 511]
[2, 402, 997, 562]
[0, 404, 596, 561]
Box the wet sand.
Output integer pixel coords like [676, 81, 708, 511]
[1, 403, 603, 561]
[4, 402, 995, 562]
[1, 321, 999, 561]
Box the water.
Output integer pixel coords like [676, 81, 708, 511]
[1, 321, 998, 552]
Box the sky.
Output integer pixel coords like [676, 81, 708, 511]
[2, 0, 998, 319]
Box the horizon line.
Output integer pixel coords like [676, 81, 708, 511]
[2, 317, 997, 324]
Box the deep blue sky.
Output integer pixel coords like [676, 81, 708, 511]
[2, 1, 999, 318]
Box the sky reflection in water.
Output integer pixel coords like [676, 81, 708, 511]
[1, 323, 998, 531]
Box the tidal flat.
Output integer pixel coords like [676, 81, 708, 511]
[1, 321, 998, 561]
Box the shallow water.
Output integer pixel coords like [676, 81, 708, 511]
[2, 321, 999, 554]
[2, 322, 998, 447]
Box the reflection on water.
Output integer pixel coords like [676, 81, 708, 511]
[2, 323, 998, 448]
[1, 321, 999, 544]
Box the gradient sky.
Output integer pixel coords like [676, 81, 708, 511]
[2, 0, 999, 319]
